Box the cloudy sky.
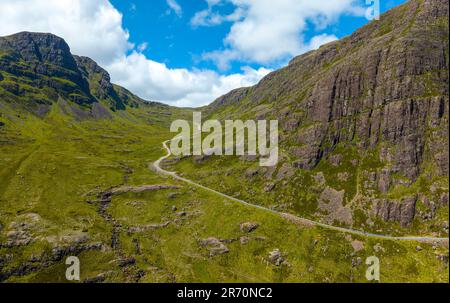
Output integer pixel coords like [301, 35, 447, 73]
[0, 0, 405, 107]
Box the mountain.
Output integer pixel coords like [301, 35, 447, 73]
[0, 31, 171, 118]
[170, 0, 449, 236]
[0, 0, 448, 283]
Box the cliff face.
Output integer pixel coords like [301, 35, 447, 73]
[0, 32, 154, 115]
[0, 32, 94, 105]
[207, 0, 449, 228]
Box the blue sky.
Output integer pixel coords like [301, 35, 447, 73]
[111, 0, 406, 74]
[0, 0, 407, 106]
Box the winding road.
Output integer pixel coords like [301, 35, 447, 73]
[153, 139, 449, 244]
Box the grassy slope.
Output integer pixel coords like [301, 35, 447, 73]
[165, 145, 449, 237]
[164, 0, 449, 238]
[0, 99, 447, 283]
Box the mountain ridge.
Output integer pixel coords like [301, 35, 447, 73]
[206, 0, 448, 182]
[168, 0, 449, 234]
[0, 31, 171, 120]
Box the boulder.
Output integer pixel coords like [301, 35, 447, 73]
[199, 237, 229, 257]
[268, 249, 284, 266]
[239, 222, 259, 233]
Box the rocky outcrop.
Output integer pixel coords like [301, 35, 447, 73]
[74, 55, 125, 110]
[207, 0, 449, 227]
[318, 187, 353, 225]
[239, 236, 265, 245]
[1, 213, 42, 248]
[0, 32, 93, 104]
[0, 32, 78, 71]
[0, 32, 165, 114]
[128, 222, 171, 233]
[239, 222, 259, 233]
[371, 196, 418, 227]
[108, 184, 181, 195]
[267, 249, 290, 267]
[199, 237, 229, 257]
[209, 0, 448, 182]
[299, 0, 448, 182]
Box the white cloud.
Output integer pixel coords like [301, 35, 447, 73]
[108, 52, 271, 107]
[0, 0, 132, 66]
[137, 42, 148, 52]
[0, 0, 270, 107]
[302, 34, 338, 53]
[195, 0, 364, 67]
[191, 1, 244, 27]
[166, 0, 183, 17]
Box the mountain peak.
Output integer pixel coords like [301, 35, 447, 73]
[0, 31, 152, 112]
[0, 31, 77, 71]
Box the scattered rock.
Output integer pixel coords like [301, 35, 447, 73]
[61, 231, 89, 245]
[318, 187, 353, 225]
[5, 230, 32, 246]
[281, 213, 315, 228]
[276, 163, 295, 181]
[313, 172, 326, 186]
[440, 193, 449, 207]
[351, 240, 364, 252]
[416, 246, 423, 252]
[50, 243, 103, 261]
[194, 154, 211, 163]
[264, 183, 275, 192]
[84, 273, 107, 283]
[337, 172, 349, 182]
[329, 154, 342, 167]
[199, 237, 229, 257]
[239, 222, 259, 233]
[240, 236, 250, 245]
[245, 167, 259, 178]
[373, 243, 385, 253]
[239, 236, 265, 245]
[268, 249, 284, 266]
[4, 213, 43, 247]
[118, 257, 136, 267]
[167, 192, 178, 199]
[436, 254, 449, 263]
[128, 222, 171, 233]
[442, 221, 449, 233]
[352, 257, 362, 267]
[108, 185, 180, 196]
[126, 201, 143, 207]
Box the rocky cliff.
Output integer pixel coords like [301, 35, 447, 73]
[0, 32, 160, 117]
[207, 0, 449, 229]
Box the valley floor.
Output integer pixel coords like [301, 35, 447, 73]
[0, 103, 448, 283]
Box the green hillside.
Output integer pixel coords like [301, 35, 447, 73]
[0, 1, 448, 283]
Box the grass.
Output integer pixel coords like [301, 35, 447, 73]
[1, 97, 447, 283]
